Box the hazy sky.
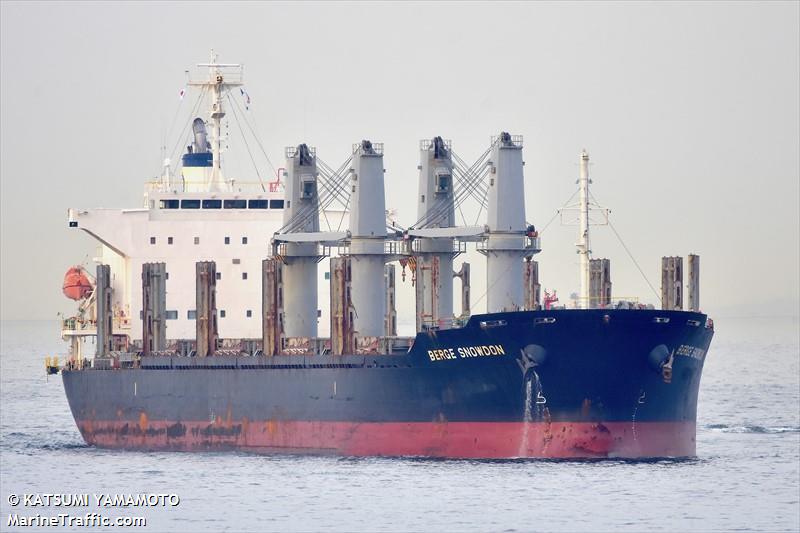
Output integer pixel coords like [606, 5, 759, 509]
[1, 1, 798, 321]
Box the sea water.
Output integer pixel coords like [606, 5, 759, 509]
[1, 317, 798, 532]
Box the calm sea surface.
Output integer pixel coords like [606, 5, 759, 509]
[1, 317, 798, 532]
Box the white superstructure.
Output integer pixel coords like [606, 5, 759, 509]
[65, 54, 288, 348]
[62, 56, 544, 358]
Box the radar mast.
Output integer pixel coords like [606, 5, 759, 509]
[188, 49, 243, 191]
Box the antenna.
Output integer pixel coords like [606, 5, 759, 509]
[187, 50, 244, 192]
[559, 150, 610, 309]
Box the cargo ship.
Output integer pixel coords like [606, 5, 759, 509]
[57, 54, 714, 458]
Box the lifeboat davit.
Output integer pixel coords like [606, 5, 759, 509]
[62, 266, 93, 301]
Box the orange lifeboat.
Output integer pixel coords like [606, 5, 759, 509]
[62, 266, 93, 301]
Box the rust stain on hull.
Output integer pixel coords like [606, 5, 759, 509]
[76, 419, 697, 458]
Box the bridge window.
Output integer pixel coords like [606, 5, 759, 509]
[181, 199, 201, 209]
[436, 174, 451, 194]
[160, 199, 179, 209]
[270, 199, 284, 209]
[248, 199, 269, 209]
[202, 199, 222, 209]
[188, 310, 197, 320]
[166, 310, 178, 320]
[224, 199, 247, 209]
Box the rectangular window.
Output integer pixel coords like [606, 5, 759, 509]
[301, 180, 315, 198]
[215, 272, 221, 280]
[224, 237, 230, 245]
[224, 199, 247, 209]
[160, 199, 179, 209]
[436, 174, 451, 193]
[220, 310, 226, 318]
[188, 310, 197, 320]
[324, 271, 330, 280]
[194, 237, 200, 245]
[167, 237, 173, 245]
[248, 199, 269, 209]
[150, 237, 156, 245]
[246, 310, 252, 318]
[269, 199, 284, 209]
[202, 199, 222, 209]
[242, 237, 248, 245]
[181, 199, 201, 209]
[232, 258, 241, 265]
[166, 310, 178, 320]
[242, 272, 248, 280]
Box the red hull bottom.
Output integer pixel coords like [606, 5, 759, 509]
[76, 418, 697, 459]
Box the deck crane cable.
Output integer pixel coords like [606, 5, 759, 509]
[318, 155, 405, 233]
[452, 149, 490, 200]
[314, 158, 353, 231]
[226, 92, 266, 191]
[450, 154, 490, 226]
[451, 151, 490, 207]
[409, 148, 470, 228]
[457, 166, 491, 225]
[277, 165, 342, 234]
[228, 93, 278, 178]
[455, 145, 549, 232]
[438, 149, 490, 227]
[314, 156, 353, 216]
[167, 86, 208, 177]
[417, 158, 487, 229]
[451, 148, 491, 209]
[335, 195, 350, 232]
[278, 155, 349, 234]
[451, 152, 485, 226]
[411, 145, 491, 229]
[313, 173, 339, 232]
[451, 155, 490, 226]
[316, 157, 353, 208]
[321, 155, 404, 234]
[277, 155, 353, 235]
[588, 191, 662, 304]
